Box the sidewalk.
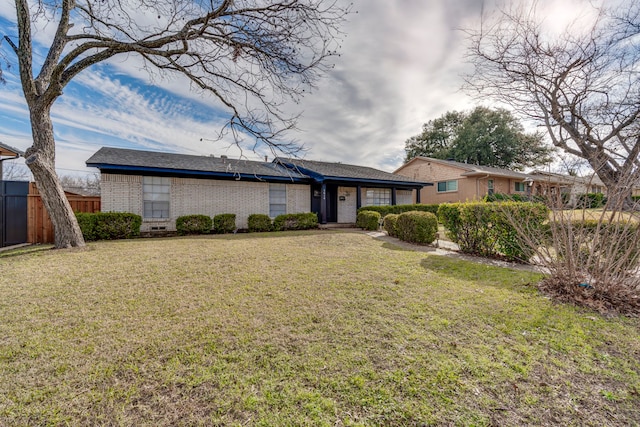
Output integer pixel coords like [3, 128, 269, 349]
[364, 230, 543, 273]
[0, 243, 31, 253]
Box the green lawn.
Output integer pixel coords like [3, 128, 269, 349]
[1, 231, 639, 426]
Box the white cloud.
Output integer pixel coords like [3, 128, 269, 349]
[0, 0, 609, 176]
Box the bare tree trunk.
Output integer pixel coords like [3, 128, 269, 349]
[25, 107, 85, 248]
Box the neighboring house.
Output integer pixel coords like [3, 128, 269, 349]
[0, 141, 24, 180]
[528, 171, 607, 206]
[86, 147, 430, 232]
[395, 156, 620, 206]
[394, 157, 535, 204]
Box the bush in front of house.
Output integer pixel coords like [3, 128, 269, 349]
[273, 212, 318, 231]
[213, 213, 236, 234]
[396, 211, 438, 244]
[576, 192, 606, 209]
[75, 212, 98, 241]
[176, 214, 212, 235]
[248, 214, 273, 232]
[356, 210, 381, 231]
[357, 204, 439, 218]
[76, 212, 142, 241]
[383, 213, 399, 237]
[438, 202, 548, 261]
[484, 193, 528, 203]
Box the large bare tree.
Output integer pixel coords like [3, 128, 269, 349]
[1, 0, 349, 248]
[465, 1, 640, 209]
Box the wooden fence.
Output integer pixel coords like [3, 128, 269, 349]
[28, 183, 101, 244]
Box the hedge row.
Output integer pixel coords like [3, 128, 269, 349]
[75, 212, 142, 241]
[175, 213, 236, 235]
[437, 202, 549, 262]
[273, 213, 318, 231]
[356, 203, 439, 217]
[547, 219, 640, 270]
[176, 212, 319, 234]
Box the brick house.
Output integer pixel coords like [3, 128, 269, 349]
[86, 147, 430, 231]
[394, 156, 620, 206]
[394, 156, 536, 204]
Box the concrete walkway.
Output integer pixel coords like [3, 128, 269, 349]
[0, 243, 31, 253]
[364, 230, 543, 273]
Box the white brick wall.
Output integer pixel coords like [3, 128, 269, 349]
[101, 174, 311, 231]
[337, 186, 357, 223]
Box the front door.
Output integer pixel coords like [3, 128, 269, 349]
[326, 184, 338, 223]
[310, 183, 338, 223]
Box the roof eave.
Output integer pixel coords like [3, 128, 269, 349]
[86, 163, 309, 183]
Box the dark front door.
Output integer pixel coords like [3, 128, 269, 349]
[1, 181, 29, 247]
[310, 183, 338, 223]
[326, 184, 338, 223]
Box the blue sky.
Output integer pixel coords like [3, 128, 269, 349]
[0, 0, 592, 180]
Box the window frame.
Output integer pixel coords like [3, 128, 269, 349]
[269, 183, 287, 218]
[143, 176, 170, 219]
[365, 188, 391, 206]
[436, 180, 458, 193]
[514, 182, 526, 192]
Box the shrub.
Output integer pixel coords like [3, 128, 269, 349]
[576, 192, 606, 209]
[396, 211, 438, 244]
[383, 213, 399, 237]
[176, 214, 212, 235]
[75, 212, 97, 241]
[491, 202, 549, 262]
[273, 213, 318, 231]
[213, 214, 236, 234]
[77, 212, 142, 241]
[356, 210, 381, 231]
[484, 193, 528, 203]
[248, 214, 273, 232]
[438, 202, 548, 261]
[357, 204, 439, 218]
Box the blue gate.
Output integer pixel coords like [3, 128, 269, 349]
[0, 181, 29, 247]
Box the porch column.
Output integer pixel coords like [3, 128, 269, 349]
[320, 182, 327, 224]
[416, 188, 421, 203]
[356, 185, 362, 209]
[391, 188, 397, 205]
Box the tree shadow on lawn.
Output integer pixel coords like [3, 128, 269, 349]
[419, 255, 545, 294]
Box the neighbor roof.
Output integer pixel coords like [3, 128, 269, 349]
[86, 147, 308, 183]
[276, 158, 430, 188]
[396, 156, 532, 180]
[0, 141, 24, 158]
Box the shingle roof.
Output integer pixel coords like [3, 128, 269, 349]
[86, 147, 307, 181]
[86, 147, 430, 188]
[400, 156, 532, 180]
[276, 157, 429, 186]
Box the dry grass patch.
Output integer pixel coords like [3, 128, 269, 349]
[0, 231, 639, 426]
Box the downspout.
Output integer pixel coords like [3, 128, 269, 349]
[0, 152, 21, 181]
[476, 174, 490, 199]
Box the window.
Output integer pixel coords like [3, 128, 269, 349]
[437, 180, 458, 193]
[515, 182, 526, 192]
[365, 188, 391, 206]
[143, 176, 170, 219]
[488, 179, 494, 195]
[269, 183, 287, 217]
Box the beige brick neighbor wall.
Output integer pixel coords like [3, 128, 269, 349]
[101, 174, 311, 231]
